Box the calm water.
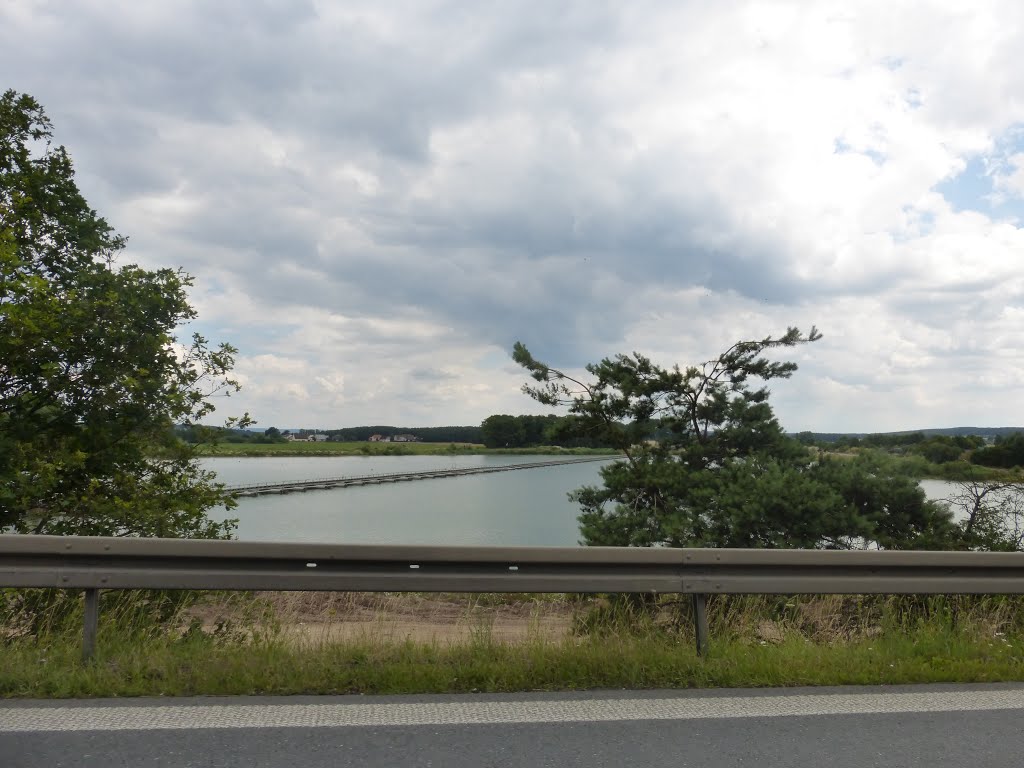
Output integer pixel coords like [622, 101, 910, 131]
[204, 456, 607, 547]
[204, 457, 964, 547]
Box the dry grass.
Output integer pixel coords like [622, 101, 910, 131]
[5, 591, 1024, 697]
[180, 592, 1024, 650]
[185, 591, 576, 646]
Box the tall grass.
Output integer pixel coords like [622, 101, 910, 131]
[2, 590, 1023, 698]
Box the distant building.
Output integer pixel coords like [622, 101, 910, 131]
[312, 433, 328, 442]
[368, 434, 388, 442]
[391, 434, 421, 442]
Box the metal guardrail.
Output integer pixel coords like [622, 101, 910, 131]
[4, 534, 1024, 661]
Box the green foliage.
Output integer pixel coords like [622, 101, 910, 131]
[815, 432, 988, 456]
[972, 433, 1024, 469]
[176, 424, 283, 445]
[514, 330, 960, 550]
[0, 90, 242, 537]
[480, 414, 527, 448]
[480, 413, 612, 449]
[811, 452, 955, 549]
[910, 437, 965, 464]
[861, 431, 928, 448]
[931, 460, 1009, 482]
[4, 593, 1024, 697]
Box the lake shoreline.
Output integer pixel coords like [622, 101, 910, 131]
[196, 444, 1023, 484]
[195, 442, 618, 458]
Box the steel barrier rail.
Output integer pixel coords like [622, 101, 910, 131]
[4, 534, 1024, 661]
[0, 536, 684, 594]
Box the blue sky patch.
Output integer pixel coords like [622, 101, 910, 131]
[936, 129, 1024, 220]
[833, 138, 886, 166]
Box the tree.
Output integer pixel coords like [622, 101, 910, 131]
[480, 414, 526, 448]
[0, 90, 244, 538]
[942, 481, 1024, 551]
[971, 433, 1024, 469]
[513, 329, 954, 549]
[911, 437, 963, 465]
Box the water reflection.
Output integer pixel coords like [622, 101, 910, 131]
[203, 458, 967, 547]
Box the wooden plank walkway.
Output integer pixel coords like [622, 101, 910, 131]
[226, 455, 618, 497]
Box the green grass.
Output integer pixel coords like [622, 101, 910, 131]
[818, 450, 1024, 483]
[3, 625, 1023, 698]
[195, 442, 617, 457]
[3, 592, 1024, 698]
[921, 460, 1024, 483]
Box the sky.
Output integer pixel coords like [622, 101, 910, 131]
[2, 0, 1023, 433]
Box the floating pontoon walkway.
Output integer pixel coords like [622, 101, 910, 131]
[226, 455, 618, 497]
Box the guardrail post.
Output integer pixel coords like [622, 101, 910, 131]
[692, 593, 708, 656]
[82, 588, 100, 663]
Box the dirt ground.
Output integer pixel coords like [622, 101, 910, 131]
[188, 591, 577, 644]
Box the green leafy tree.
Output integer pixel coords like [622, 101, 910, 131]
[480, 414, 527, 448]
[911, 437, 963, 465]
[0, 90, 245, 538]
[810, 451, 955, 550]
[514, 329, 954, 549]
[971, 433, 1024, 469]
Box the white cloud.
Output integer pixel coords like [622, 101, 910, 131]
[3, 0, 1024, 430]
[994, 153, 1024, 200]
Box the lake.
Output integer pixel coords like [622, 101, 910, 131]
[205, 457, 966, 547]
[204, 455, 608, 547]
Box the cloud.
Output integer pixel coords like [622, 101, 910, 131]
[994, 152, 1024, 201]
[3, 0, 1024, 430]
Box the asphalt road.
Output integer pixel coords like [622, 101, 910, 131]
[4, 683, 1024, 767]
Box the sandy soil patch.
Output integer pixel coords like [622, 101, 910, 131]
[188, 591, 576, 644]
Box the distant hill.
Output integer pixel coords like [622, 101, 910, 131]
[795, 427, 1024, 443]
[248, 424, 1024, 445]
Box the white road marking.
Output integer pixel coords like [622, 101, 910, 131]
[3, 690, 1023, 732]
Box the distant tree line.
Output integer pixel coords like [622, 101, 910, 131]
[176, 417, 1024, 471]
[799, 427, 1024, 444]
[828, 432, 986, 452]
[480, 414, 615, 449]
[178, 421, 614, 446]
[798, 429, 1022, 469]
[319, 425, 484, 443]
[175, 425, 284, 444]
[971, 433, 1024, 469]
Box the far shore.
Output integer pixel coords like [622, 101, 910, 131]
[192, 442, 1024, 485]
[193, 441, 619, 458]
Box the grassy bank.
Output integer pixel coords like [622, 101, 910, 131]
[194, 442, 1018, 482]
[5, 628, 1024, 698]
[811, 449, 1023, 484]
[916, 460, 1024, 483]
[3, 592, 1023, 698]
[194, 442, 618, 458]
